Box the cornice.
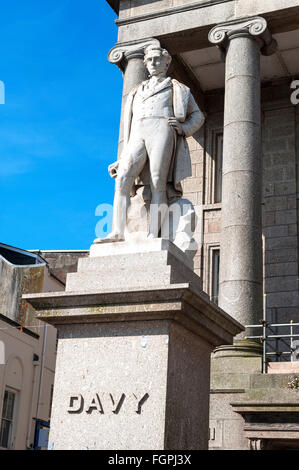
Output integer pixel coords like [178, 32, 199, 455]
[116, 0, 233, 27]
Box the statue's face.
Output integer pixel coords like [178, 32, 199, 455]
[145, 51, 169, 76]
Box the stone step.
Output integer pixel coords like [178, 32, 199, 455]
[78, 251, 170, 273]
[66, 265, 175, 292]
[67, 240, 203, 294]
[66, 267, 203, 295]
[89, 238, 193, 269]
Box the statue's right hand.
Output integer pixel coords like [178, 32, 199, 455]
[108, 161, 119, 179]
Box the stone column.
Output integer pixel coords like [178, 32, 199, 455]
[209, 17, 277, 336]
[108, 38, 160, 157]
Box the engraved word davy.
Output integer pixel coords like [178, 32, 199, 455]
[68, 393, 149, 415]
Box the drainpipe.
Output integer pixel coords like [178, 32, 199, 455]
[26, 358, 38, 449]
[35, 324, 48, 440]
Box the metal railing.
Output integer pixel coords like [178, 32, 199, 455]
[245, 320, 299, 373]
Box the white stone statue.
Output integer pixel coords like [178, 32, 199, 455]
[95, 45, 205, 244]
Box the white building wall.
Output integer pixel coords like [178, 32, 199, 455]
[0, 257, 64, 450]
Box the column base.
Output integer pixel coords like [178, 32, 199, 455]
[209, 339, 262, 450]
[213, 339, 263, 358]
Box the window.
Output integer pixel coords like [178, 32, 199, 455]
[214, 133, 223, 203]
[0, 390, 16, 449]
[211, 249, 220, 305]
[204, 245, 220, 305]
[204, 128, 223, 205]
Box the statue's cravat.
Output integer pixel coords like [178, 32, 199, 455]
[146, 76, 161, 91]
[142, 76, 172, 101]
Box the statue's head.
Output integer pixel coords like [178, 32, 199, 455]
[144, 46, 172, 77]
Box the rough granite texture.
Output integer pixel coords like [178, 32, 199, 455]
[50, 321, 169, 450]
[209, 20, 265, 333]
[48, 320, 213, 450]
[67, 240, 203, 293]
[25, 242, 242, 450]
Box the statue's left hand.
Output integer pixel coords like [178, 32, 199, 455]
[168, 117, 183, 135]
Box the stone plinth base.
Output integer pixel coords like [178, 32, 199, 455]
[66, 238, 202, 293]
[209, 340, 263, 450]
[231, 373, 299, 450]
[24, 241, 242, 450]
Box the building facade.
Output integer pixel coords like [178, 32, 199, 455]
[0, 244, 65, 450]
[106, 0, 299, 450]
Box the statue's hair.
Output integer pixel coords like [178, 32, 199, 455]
[144, 45, 172, 67]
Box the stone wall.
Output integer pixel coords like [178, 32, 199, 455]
[116, 0, 299, 43]
[262, 104, 299, 326]
[0, 257, 45, 328]
[181, 89, 299, 328]
[119, 0, 204, 20]
[118, 0, 299, 23]
[209, 352, 299, 450]
[182, 129, 205, 278]
[182, 114, 223, 292]
[31, 251, 89, 284]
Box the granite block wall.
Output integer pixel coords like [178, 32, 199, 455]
[181, 93, 299, 336]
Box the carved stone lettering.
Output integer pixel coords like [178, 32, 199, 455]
[134, 393, 149, 414]
[67, 393, 149, 415]
[68, 395, 84, 414]
[109, 393, 126, 414]
[86, 394, 104, 414]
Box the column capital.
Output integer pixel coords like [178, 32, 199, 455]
[108, 38, 161, 71]
[208, 16, 277, 56]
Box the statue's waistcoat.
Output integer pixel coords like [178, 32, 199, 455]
[123, 78, 202, 190]
[132, 85, 174, 120]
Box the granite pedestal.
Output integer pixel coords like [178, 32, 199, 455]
[24, 240, 242, 450]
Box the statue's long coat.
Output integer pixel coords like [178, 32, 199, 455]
[122, 78, 205, 200]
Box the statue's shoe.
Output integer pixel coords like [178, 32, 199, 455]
[147, 233, 156, 240]
[93, 233, 125, 244]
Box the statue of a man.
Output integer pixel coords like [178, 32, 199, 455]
[95, 45, 205, 243]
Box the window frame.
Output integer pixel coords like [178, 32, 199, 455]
[0, 389, 17, 449]
[204, 126, 224, 205]
[204, 244, 220, 305]
[211, 248, 220, 305]
[214, 132, 223, 204]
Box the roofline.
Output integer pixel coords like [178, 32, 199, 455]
[29, 250, 89, 253]
[0, 243, 46, 267]
[107, 0, 119, 14]
[0, 313, 39, 340]
[48, 271, 66, 287]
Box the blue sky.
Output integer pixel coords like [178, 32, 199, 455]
[0, 0, 122, 250]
